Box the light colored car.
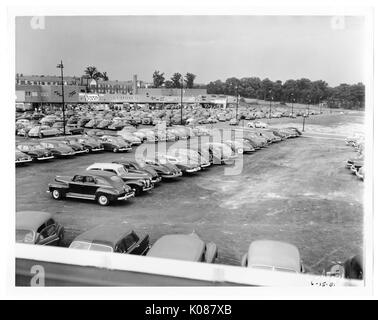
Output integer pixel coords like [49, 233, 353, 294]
[248, 121, 267, 129]
[28, 125, 61, 138]
[241, 240, 305, 273]
[147, 232, 218, 263]
[168, 148, 210, 169]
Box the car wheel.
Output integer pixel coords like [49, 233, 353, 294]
[51, 189, 62, 200]
[97, 194, 110, 206]
[85, 148, 90, 153]
[113, 147, 118, 153]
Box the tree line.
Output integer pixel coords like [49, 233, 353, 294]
[206, 77, 365, 109]
[83, 66, 109, 81]
[152, 71, 196, 89]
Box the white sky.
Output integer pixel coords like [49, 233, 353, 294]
[16, 15, 366, 86]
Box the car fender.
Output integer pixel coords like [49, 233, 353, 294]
[125, 180, 145, 188]
[94, 188, 119, 200]
[48, 182, 69, 193]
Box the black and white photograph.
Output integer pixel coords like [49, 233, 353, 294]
[1, 0, 376, 301]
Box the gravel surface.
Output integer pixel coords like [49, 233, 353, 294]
[15, 113, 364, 274]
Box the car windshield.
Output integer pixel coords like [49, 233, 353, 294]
[70, 241, 113, 252]
[31, 144, 44, 150]
[116, 167, 128, 176]
[16, 229, 35, 243]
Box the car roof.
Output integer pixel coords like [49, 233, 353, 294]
[73, 225, 134, 247]
[147, 234, 205, 261]
[16, 211, 53, 231]
[247, 240, 301, 272]
[71, 170, 118, 178]
[87, 163, 124, 171]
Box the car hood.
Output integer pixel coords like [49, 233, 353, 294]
[26, 148, 51, 156]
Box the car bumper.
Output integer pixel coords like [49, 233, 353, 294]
[74, 149, 88, 154]
[118, 191, 135, 200]
[161, 172, 183, 178]
[118, 147, 132, 152]
[16, 158, 33, 164]
[59, 152, 76, 157]
[37, 155, 54, 160]
[200, 163, 211, 168]
[185, 167, 201, 173]
[91, 147, 104, 152]
[142, 185, 154, 191]
[152, 177, 162, 183]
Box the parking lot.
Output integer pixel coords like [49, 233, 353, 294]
[15, 112, 364, 274]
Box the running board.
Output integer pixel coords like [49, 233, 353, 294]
[66, 193, 95, 200]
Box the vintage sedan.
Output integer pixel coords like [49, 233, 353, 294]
[117, 128, 142, 145]
[52, 122, 85, 135]
[16, 211, 64, 246]
[168, 148, 211, 169]
[39, 141, 76, 158]
[147, 233, 218, 263]
[113, 160, 162, 184]
[86, 163, 153, 196]
[15, 150, 33, 165]
[99, 135, 132, 153]
[223, 140, 255, 154]
[48, 170, 135, 206]
[140, 158, 182, 179]
[16, 142, 54, 161]
[69, 225, 150, 255]
[156, 153, 201, 174]
[77, 135, 104, 152]
[203, 142, 237, 164]
[56, 137, 89, 154]
[28, 125, 61, 138]
[241, 240, 305, 273]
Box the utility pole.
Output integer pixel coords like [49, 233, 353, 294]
[290, 93, 294, 117]
[269, 89, 272, 119]
[302, 115, 306, 132]
[235, 84, 239, 122]
[57, 60, 66, 135]
[180, 76, 183, 125]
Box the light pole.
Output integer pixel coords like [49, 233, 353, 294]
[57, 60, 66, 136]
[235, 84, 239, 122]
[269, 89, 272, 119]
[290, 93, 294, 117]
[307, 95, 310, 117]
[180, 76, 184, 125]
[318, 96, 322, 114]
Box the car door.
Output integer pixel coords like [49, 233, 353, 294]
[69, 175, 87, 194]
[126, 232, 150, 255]
[83, 175, 100, 196]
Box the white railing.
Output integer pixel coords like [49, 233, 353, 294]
[16, 244, 363, 287]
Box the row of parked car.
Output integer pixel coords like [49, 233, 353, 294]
[345, 134, 364, 181]
[16, 102, 321, 137]
[16, 210, 363, 279]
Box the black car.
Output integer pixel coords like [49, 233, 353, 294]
[39, 141, 76, 158]
[48, 170, 135, 206]
[69, 225, 150, 255]
[17, 142, 54, 161]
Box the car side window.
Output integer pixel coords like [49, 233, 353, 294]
[46, 219, 55, 226]
[84, 176, 96, 183]
[72, 175, 84, 182]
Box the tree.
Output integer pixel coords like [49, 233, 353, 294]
[171, 73, 182, 88]
[101, 72, 109, 81]
[84, 66, 102, 80]
[152, 70, 165, 88]
[164, 80, 174, 88]
[185, 73, 196, 88]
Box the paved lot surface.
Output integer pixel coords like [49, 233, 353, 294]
[15, 113, 364, 274]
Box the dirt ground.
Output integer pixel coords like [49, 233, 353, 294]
[15, 112, 364, 274]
